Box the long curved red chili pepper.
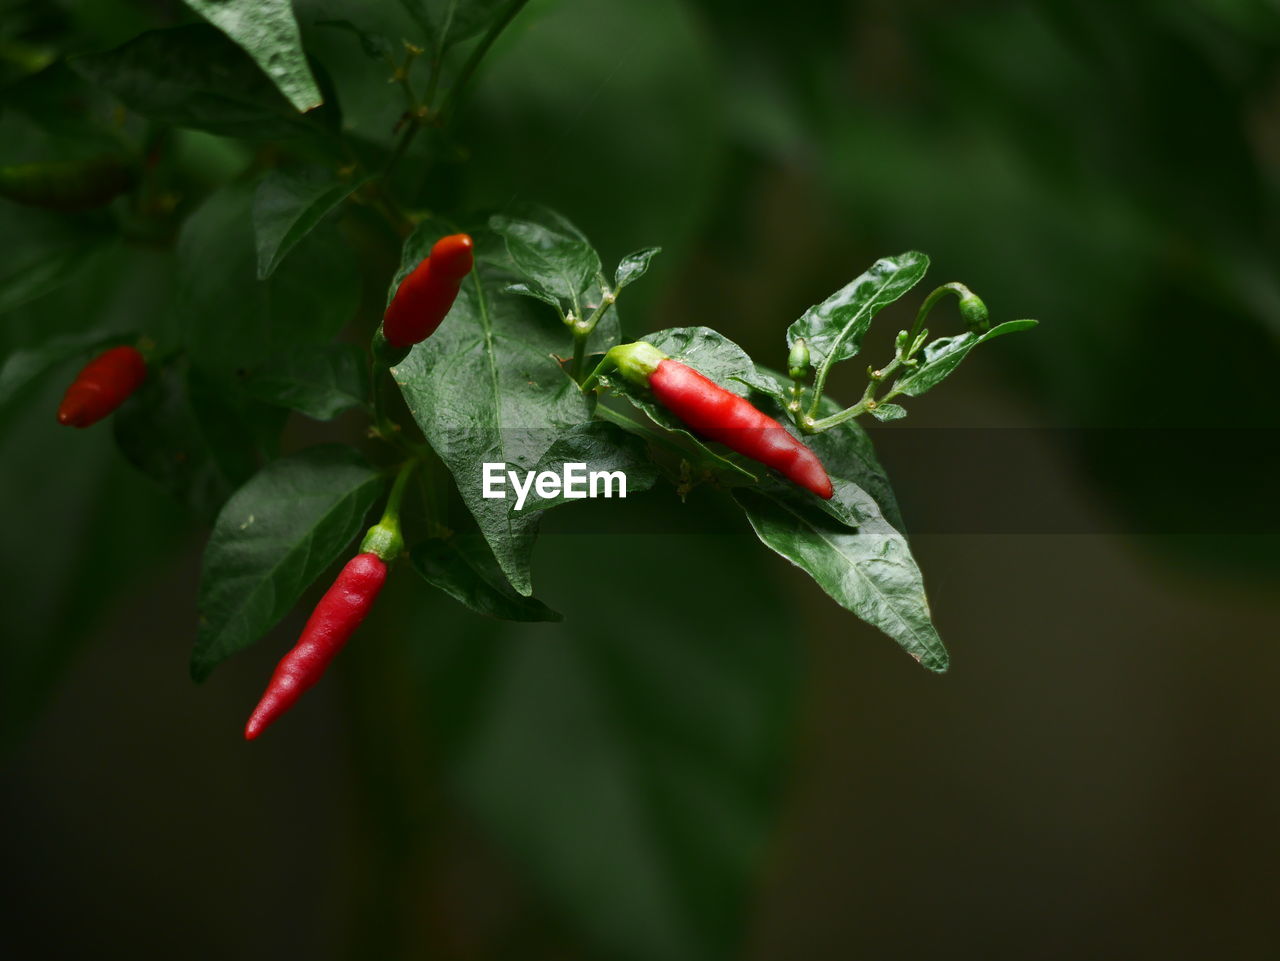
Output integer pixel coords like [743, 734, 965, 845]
[244, 462, 415, 740]
[382, 232, 474, 348]
[244, 552, 387, 740]
[608, 342, 834, 499]
[56, 345, 147, 428]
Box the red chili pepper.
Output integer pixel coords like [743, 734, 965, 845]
[609, 342, 834, 499]
[56, 345, 147, 428]
[244, 552, 387, 740]
[382, 232, 474, 348]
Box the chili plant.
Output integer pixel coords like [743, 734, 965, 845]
[0, 0, 1037, 957]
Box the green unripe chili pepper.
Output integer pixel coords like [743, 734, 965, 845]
[788, 338, 811, 380]
[0, 155, 135, 212]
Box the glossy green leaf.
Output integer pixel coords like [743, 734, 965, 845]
[518, 420, 660, 513]
[502, 279, 563, 314]
[242, 343, 370, 421]
[181, 0, 322, 113]
[868, 401, 908, 421]
[411, 534, 562, 622]
[253, 167, 367, 279]
[490, 205, 602, 316]
[735, 479, 948, 672]
[393, 224, 605, 595]
[786, 251, 929, 367]
[614, 246, 661, 292]
[893, 319, 1039, 397]
[113, 361, 271, 523]
[191, 445, 385, 680]
[71, 25, 328, 140]
[178, 182, 359, 376]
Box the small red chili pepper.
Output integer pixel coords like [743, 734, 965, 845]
[244, 552, 387, 740]
[382, 232, 475, 348]
[244, 462, 415, 740]
[607, 342, 834, 499]
[56, 345, 147, 428]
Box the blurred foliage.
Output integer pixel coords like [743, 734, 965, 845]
[689, 0, 1280, 571]
[1, 1, 1278, 960]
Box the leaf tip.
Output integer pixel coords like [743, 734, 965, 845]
[919, 649, 950, 674]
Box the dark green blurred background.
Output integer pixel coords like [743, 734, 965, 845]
[3, 1, 1279, 958]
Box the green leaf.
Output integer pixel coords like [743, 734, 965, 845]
[519, 420, 661, 513]
[0, 242, 103, 317]
[398, 0, 515, 51]
[503, 279, 563, 313]
[113, 361, 273, 523]
[315, 19, 395, 60]
[786, 251, 929, 367]
[71, 25, 329, 140]
[178, 182, 359, 376]
[735, 479, 948, 672]
[0, 333, 117, 412]
[614, 246, 661, 292]
[253, 167, 367, 279]
[411, 534, 562, 622]
[181, 0, 323, 113]
[893, 319, 1039, 397]
[490, 205, 603, 316]
[191, 445, 385, 680]
[242, 343, 370, 421]
[392, 224, 606, 595]
[868, 401, 908, 421]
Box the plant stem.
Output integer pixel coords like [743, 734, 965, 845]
[438, 0, 532, 123]
[422, 43, 443, 110]
[803, 355, 907, 433]
[805, 348, 837, 420]
[908, 282, 986, 344]
[381, 459, 417, 525]
[571, 329, 588, 382]
[579, 348, 618, 393]
[385, 122, 422, 179]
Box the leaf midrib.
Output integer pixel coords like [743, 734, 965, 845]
[823, 260, 915, 363]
